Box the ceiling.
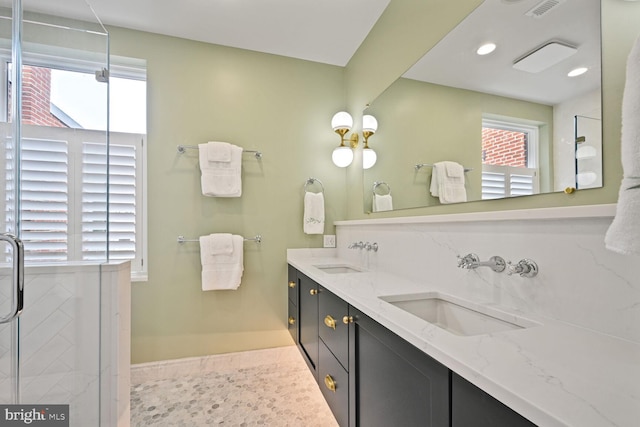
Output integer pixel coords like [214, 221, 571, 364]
[402, 0, 601, 106]
[20, 0, 391, 67]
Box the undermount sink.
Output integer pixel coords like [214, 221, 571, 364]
[379, 292, 539, 336]
[313, 264, 363, 274]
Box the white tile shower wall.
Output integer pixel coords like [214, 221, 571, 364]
[336, 215, 640, 343]
[0, 262, 130, 427]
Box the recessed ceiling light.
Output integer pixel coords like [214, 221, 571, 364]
[477, 43, 497, 56]
[568, 67, 588, 77]
[513, 42, 577, 73]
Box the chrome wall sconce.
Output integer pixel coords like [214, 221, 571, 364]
[330, 111, 378, 169]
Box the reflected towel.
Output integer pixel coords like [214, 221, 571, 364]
[605, 35, 640, 255]
[198, 143, 243, 197]
[429, 161, 467, 204]
[199, 234, 244, 290]
[303, 191, 325, 234]
[373, 194, 393, 212]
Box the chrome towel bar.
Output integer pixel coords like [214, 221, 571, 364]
[177, 144, 263, 159]
[177, 234, 262, 244]
[415, 163, 473, 173]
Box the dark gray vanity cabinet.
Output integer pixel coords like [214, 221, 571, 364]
[298, 271, 320, 378]
[287, 265, 298, 343]
[348, 307, 450, 427]
[451, 373, 537, 427]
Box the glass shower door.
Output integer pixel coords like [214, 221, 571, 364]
[0, 0, 110, 425]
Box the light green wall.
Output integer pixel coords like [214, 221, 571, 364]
[108, 28, 347, 363]
[362, 78, 553, 212]
[345, 0, 640, 220]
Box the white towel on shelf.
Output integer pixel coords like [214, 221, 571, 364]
[199, 234, 244, 291]
[605, 35, 640, 255]
[303, 191, 325, 234]
[429, 161, 467, 204]
[373, 194, 393, 212]
[198, 143, 243, 197]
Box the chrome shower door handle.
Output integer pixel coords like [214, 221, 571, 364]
[0, 233, 24, 324]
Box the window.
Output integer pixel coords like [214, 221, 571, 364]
[481, 118, 539, 200]
[2, 55, 147, 280]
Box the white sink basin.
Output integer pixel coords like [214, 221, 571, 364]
[313, 264, 363, 274]
[379, 292, 539, 336]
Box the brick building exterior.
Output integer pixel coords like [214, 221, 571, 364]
[8, 65, 68, 127]
[481, 127, 527, 167]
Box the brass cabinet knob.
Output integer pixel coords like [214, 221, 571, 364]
[288, 281, 296, 288]
[324, 374, 336, 392]
[564, 187, 576, 194]
[288, 316, 296, 325]
[324, 315, 336, 330]
[309, 289, 318, 296]
[343, 315, 354, 324]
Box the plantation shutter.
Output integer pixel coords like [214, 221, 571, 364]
[82, 142, 137, 261]
[482, 165, 537, 200]
[15, 138, 69, 262]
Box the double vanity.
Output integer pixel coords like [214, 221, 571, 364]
[287, 222, 640, 427]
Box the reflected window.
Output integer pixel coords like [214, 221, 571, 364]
[481, 118, 540, 200]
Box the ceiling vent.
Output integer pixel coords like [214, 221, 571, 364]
[525, 0, 566, 18]
[513, 42, 577, 73]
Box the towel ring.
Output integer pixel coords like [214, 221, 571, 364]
[304, 177, 324, 194]
[373, 181, 391, 196]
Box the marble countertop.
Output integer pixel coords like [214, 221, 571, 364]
[287, 248, 640, 427]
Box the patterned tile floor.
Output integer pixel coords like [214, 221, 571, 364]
[130, 346, 339, 426]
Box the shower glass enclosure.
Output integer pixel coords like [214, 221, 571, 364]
[0, 0, 110, 425]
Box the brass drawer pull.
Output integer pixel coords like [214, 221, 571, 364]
[324, 374, 336, 392]
[324, 315, 336, 330]
[288, 316, 296, 325]
[343, 315, 354, 324]
[309, 289, 318, 295]
[288, 281, 296, 288]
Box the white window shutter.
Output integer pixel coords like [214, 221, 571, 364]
[12, 138, 69, 261]
[482, 165, 537, 200]
[82, 142, 137, 261]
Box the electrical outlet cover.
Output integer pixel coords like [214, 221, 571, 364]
[323, 235, 336, 248]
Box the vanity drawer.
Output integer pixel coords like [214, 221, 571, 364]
[287, 264, 298, 306]
[319, 286, 350, 369]
[319, 340, 349, 427]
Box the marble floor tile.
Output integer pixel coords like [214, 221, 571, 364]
[131, 346, 338, 426]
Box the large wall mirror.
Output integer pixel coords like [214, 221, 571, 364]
[363, 0, 602, 213]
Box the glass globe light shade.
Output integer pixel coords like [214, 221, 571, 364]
[362, 114, 378, 133]
[332, 146, 354, 167]
[362, 148, 377, 169]
[331, 111, 353, 132]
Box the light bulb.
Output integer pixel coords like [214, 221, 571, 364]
[363, 148, 377, 169]
[362, 115, 378, 133]
[332, 146, 354, 167]
[331, 111, 353, 132]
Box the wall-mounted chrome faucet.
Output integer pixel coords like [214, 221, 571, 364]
[507, 259, 538, 278]
[349, 241, 378, 252]
[457, 253, 506, 272]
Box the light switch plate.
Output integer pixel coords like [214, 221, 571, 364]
[323, 235, 336, 248]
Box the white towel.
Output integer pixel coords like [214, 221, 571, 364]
[605, 35, 640, 255]
[373, 194, 393, 212]
[199, 234, 244, 291]
[429, 161, 467, 204]
[303, 191, 325, 234]
[206, 141, 231, 163]
[198, 143, 242, 197]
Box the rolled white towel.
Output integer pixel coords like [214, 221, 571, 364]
[605, 35, 640, 255]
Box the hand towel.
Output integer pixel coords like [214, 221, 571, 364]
[430, 161, 467, 204]
[373, 194, 393, 212]
[303, 191, 325, 234]
[206, 232, 233, 255]
[206, 141, 231, 163]
[198, 143, 242, 197]
[199, 234, 244, 290]
[605, 35, 640, 255]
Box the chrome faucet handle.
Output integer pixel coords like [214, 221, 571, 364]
[457, 253, 480, 269]
[348, 241, 365, 250]
[364, 242, 372, 251]
[507, 259, 539, 278]
[370, 243, 378, 252]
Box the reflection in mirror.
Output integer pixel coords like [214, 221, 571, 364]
[363, 0, 602, 212]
